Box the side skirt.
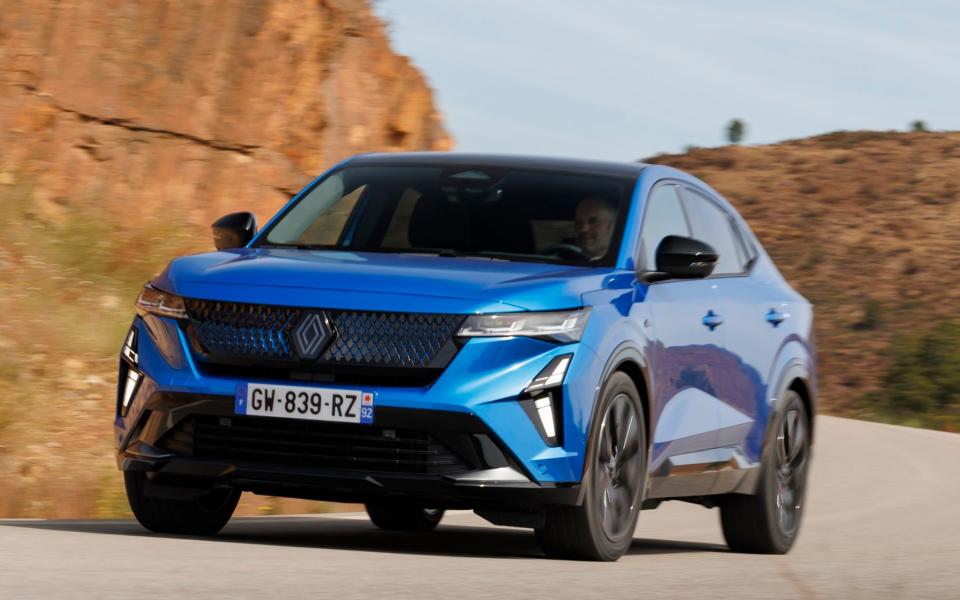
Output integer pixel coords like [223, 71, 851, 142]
[646, 446, 759, 500]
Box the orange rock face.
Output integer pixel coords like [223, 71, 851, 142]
[0, 0, 451, 519]
[0, 0, 451, 229]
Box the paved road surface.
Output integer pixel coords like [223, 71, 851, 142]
[2, 416, 958, 599]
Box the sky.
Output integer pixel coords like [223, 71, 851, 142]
[374, 0, 960, 161]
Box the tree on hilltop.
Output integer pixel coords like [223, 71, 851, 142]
[726, 119, 746, 144]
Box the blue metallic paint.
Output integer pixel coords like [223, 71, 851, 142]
[116, 157, 814, 501]
[154, 250, 613, 313]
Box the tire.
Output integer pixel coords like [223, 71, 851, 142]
[720, 390, 811, 554]
[365, 503, 444, 532]
[124, 471, 240, 536]
[535, 372, 647, 561]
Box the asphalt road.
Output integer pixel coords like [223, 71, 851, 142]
[2, 416, 958, 599]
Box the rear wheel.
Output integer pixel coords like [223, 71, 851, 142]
[720, 390, 811, 553]
[535, 372, 647, 561]
[365, 503, 444, 532]
[124, 471, 240, 535]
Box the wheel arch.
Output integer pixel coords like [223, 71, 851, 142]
[613, 359, 652, 444]
[575, 343, 652, 504]
[768, 354, 816, 444]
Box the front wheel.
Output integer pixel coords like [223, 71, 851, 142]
[719, 390, 811, 553]
[124, 471, 240, 535]
[535, 372, 647, 561]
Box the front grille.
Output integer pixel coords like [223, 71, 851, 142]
[158, 415, 469, 475]
[184, 299, 465, 369]
[323, 311, 461, 367]
[186, 300, 298, 359]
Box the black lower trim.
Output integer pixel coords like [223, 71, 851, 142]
[123, 456, 579, 509]
[158, 414, 472, 476]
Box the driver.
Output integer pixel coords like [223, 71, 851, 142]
[574, 196, 617, 260]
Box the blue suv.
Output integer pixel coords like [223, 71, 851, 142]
[116, 153, 814, 560]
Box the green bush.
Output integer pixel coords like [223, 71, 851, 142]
[871, 322, 960, 430]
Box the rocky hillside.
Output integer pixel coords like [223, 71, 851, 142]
[0, 0, 448, 518]
[647, 131, 960, 422]
[0, 0, 450, 230]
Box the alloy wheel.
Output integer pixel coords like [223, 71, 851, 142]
[595, 393, 643, 541]
[775, 408, 808, 537]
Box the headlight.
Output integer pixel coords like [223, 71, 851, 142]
[457, 308, 590, 344]
[135, 283, 187, 319]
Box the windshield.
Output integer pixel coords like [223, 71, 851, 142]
[258, 165, 632, 266]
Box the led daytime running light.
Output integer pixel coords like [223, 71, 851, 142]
[135, 284, 187, 319]
[457, 309, 590, 343]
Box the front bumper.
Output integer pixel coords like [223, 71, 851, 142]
[119, 393, 579, 508]
[115, 314, 604, 507]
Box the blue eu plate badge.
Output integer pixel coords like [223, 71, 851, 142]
[235, 383, 248, 415]
[360, 392, 375, 424]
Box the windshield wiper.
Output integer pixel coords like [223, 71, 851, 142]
[258, 242, 335, 250]
[351, 247, 511, 260]
[431, 249, 512, 261]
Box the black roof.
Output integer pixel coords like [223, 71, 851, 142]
[345, 152, 648, 178]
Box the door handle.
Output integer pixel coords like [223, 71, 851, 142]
[702, 310, 723, 331]
[765, 308, 786, 327]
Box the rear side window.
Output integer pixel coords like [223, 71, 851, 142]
[681, 188, 747, 275]
[639, 184, 690, 270]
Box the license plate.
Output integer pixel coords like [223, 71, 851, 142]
[234, 383, 374, 424]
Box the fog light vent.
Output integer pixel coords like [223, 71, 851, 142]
[525, 355, 571, 393]
[122, 327, 139, 364]
[119, 325, 142, 416]
[122, 369, 142, 409]
[519, 354, 572, 446]
[534, 396, 556, 440]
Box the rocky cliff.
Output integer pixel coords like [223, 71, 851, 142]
[0, 0, 449, 518]
[0, 0, 450, 231]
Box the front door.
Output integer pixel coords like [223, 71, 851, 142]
[680, 186, 768, 493]
[636, 182, 732, 498]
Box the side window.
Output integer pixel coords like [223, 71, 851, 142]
[639, 184, 690, 270]
[682, 188, 746, 275]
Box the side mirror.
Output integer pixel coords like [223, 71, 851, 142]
[651, 235, 718, 280]
[212, 212, 257, 250]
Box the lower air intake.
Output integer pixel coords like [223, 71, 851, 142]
[158, 415, 469, 475]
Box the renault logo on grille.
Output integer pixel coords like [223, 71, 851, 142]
[292, 312, 333, 360]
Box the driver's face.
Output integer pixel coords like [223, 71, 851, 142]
[575, 197, 616, 259]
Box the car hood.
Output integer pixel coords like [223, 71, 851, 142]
[155, 248, 614, 313]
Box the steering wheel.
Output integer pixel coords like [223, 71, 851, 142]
[542, 243, 589, 261]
